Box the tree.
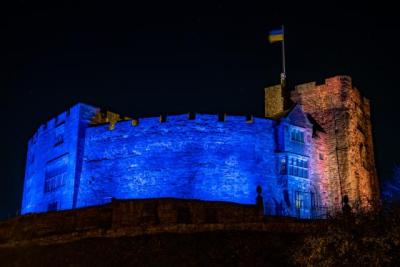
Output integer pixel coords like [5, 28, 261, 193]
[292, 206, 400, 266]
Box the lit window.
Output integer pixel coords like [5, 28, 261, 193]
[295, 191, 302, 210]
[44, 154, 68, 193]
[44, 172, 66, 193]
[280, 158, 287, 174]
[54, 123, 65, 147]
[288, 158, 308, 178]
[291, 129, 304, 143]
[54, 134, 64, 146]
[44, 165, 67, 193]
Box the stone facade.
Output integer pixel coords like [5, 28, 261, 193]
[21, 75, 379, 218]
[21, 104, 99, 212]
[266, 75, 379, 209]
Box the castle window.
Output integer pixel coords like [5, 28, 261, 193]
[47, 201, 58, 212]
[279, 158, 287, 174]
[288, 158, 308, 178]
[55, 117, 65, 127]
[54, 124, 65, 147]
[44, 156, 67, 193]
[291, 129, 304, 143]
[44, 172, 66, 193]
[295, 191, 302, 210]
[54, 134, 64, 147]
[295, 191, 303, 218]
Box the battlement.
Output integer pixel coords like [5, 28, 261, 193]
[292, 75, 370, 102]
[293, 76, 352, 97]
[89, 113, 269, 132]
[29, 103, 100, 145]
[30, 110, 70, 145]
[264, 76, 355, 118]
[290, 75, 371, 115]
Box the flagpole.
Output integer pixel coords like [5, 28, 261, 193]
[281, 25, 286, 88]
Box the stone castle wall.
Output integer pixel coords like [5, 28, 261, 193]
[290, 76, 379, 208]
[22, 106, 320, 218]
[21, 75, 379, 218]
[22, 104, 98, 214]
[77, 114, 278, 208]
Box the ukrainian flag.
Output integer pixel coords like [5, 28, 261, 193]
[269, 28, 284, 43]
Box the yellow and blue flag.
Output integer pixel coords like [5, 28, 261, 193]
[269, 28, 284, 43]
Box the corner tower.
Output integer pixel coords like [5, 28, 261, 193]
[21, 103, 99, 214]
[290, 76, 379, 208]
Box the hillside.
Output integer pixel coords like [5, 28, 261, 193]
[0, 230, 303, 266]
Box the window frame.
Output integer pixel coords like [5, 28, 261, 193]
[290, 129, 305, 143]
[288, 157, 309, 178]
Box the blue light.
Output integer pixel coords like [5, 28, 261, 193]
[22, 103, 318, 218]
[77, 114, 277, 207]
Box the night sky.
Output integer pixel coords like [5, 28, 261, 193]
[1, 1, 399, 219]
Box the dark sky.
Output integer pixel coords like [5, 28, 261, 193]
[1, 1, 399, 219]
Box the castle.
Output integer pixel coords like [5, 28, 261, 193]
[21, 75, 380, 218]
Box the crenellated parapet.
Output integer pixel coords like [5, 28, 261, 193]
[89, 111, 258, 131]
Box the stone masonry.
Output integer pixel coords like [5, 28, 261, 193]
[265, 75, 379, 210]
[21, 75, 379, 218]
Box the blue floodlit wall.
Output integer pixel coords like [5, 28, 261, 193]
[21, 103, 98, 214]
[77, 115, 278, 207]
[22, 103, 320, 218]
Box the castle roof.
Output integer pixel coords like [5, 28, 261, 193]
[271, 103, 326, 136]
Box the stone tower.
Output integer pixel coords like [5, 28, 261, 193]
[266, 75, 380, 209]
[21, 104, 99, 214]
[264, 83, 293, 118]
